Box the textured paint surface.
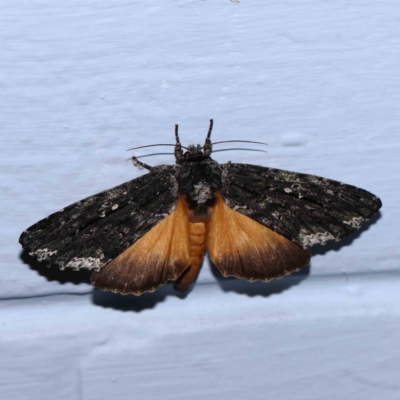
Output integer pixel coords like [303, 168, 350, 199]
[1, 276, 400, 400]
[1, 0, 399, 399]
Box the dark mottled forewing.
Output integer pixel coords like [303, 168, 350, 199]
[19, 165, 178, 270]
[220, 163, 382, 248]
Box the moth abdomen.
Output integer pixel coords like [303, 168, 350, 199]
[174, 220, 208, 293]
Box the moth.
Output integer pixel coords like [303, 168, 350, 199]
[19, 120, 382, 295]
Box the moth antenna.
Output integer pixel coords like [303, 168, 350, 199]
[204, 119, 214, 156]
[131, 156, 152, 171]
[212, 148, 268, 154]
[127, 144, 184, 151]
[212, 140, 268, 146]
[174, 124, 183, 160]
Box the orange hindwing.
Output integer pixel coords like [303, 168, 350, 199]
[91, 197, 192, 295]
[207, 194, 311, 281]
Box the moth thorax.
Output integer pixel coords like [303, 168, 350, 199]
[176, 158, 223, 204]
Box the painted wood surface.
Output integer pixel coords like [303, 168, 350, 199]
[1, 1, 398, 398]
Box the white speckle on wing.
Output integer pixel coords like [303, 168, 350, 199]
[111, 204, 119, 210]
[66, 256, 104, 271]
[299, 230, 336, 246]
[284, 188, 292, 193]
[343, 216, 364, 229]
[233, 204, 248, 211]
[30, 248, 58, 261]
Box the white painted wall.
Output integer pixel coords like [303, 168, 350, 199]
[1, 1, 399, 399]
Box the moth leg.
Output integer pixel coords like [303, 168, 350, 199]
[131, 156, 152, 171]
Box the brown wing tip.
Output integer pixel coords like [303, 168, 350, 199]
[91, 269, 159, 296]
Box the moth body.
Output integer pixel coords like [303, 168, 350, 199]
[19, 120, 382, 296]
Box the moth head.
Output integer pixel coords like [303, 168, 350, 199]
[179, 144, 208, 163]
[175, 119, 214, 163]
[173, 119, 265, 163]
[128, 119, 266, 169]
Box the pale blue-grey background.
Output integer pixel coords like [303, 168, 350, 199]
[1, 1, 399, 399]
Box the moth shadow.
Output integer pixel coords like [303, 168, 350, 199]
[91, 284, 189, 312]
[311, 211, 382, 256]
[20, 249, 91, 285]
[209, 260, 310, 297]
